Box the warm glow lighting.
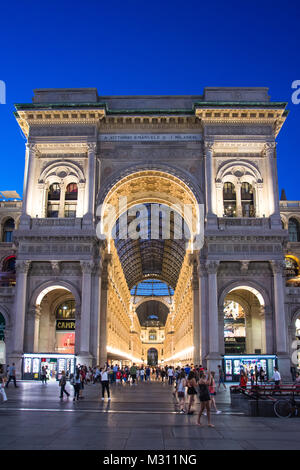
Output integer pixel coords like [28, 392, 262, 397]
[106, 346, 141, 363]
[164, 346, 194, 363]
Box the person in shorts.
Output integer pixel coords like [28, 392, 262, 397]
[176, 370, 186, 413]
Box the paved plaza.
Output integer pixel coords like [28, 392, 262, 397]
[0, 379, 300, 450]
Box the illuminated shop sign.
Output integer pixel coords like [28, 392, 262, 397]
[56, 320, 75, 331]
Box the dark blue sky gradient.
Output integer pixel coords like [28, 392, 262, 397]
[0, 0, 300, 199]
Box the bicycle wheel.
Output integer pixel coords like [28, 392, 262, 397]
[274, 399, 293, 418]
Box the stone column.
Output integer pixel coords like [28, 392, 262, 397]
[78, 261, 94, 366]
[206, 260, 222, 371]
[83, 142, 97, 224]
[204, 142, 217, 226]
[264, 143, 281, 226]
[198, 260, 208, 366]
[10, 260, 30, 377]
[215, 182, 224, 217]
[236, 182, 242, 217]
[26, 306, 41, 353]
[77, 182, 86, 218]
[271, 260, 290, 379]
[58, 181, 66, 218]
[21, 143, 37, 222]
[99, 256, 110, 366]
[190, 255, 200, 365]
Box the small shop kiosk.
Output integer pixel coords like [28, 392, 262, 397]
[223, 354, 277, 382]
[22, 353, 76, 381]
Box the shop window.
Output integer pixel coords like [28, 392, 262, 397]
[288, 218, 300, 242]
[2, 218, 15, 242]
[223, 182, 236, 217]
[224, 300, 246, 354]
[65, 183, 78, 201]
[55, 300, 75, 355]
[241, 183, 255, 217]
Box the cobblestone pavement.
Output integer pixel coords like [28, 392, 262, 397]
[0, 379, 299, 450]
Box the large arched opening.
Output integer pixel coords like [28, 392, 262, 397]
[23, 283, 79, 380]
[98, 170, 200, 366]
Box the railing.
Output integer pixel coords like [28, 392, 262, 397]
[0, 275, 16, 287]
[280, 201, 300, 208]
[31, 218, 82, 228]
[218, 217, 270, 229]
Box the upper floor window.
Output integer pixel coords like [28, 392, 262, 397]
[65, 183, 78, 201]
[223, 182, 236, 217]
[241, 183, 255, 217]
[2, 218, 15, 242]
[48, 183, 61, 201]
[2, 256, 16, 272]
[56, 300, 76, 319]
[288, 218, 300, 242]
[149, 330, 157, 341]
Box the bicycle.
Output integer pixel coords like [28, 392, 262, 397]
[274, 395, 300, 418]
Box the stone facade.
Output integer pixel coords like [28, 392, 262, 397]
[0, 87, 299, 380]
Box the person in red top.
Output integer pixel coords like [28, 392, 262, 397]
[116, 370, 122, 384]
[240, 370, 248, 390]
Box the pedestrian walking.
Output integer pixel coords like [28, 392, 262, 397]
[0, 364, 8, 402]
[167, 366, 174, 385]
[5, 363, 18, 388]
[239, 370, 248, 391]
[130, 364, 137, 385]
[59, 370, 70, 399]
[209, 371, 222, 414]
[41, 366, 47, 384]
[177, 370, 187, 414]
[217, 365, 226, 391]
[197, 372, 215, 427]
[186, 371, 197, 415]
[145, 366, 151, 382]
[100, 366, 111, 400]
[271, 367, 281, 393]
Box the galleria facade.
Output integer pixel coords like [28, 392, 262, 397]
[0, 87, 300, 380]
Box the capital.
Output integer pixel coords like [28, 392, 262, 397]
[26, 142, 36, 152]
[204, 141, 214, 153]
[270, 260, 285, 275]
[264, 142, 276, 155]
[206, 260, 219, 274]
[87, 142, 97, 153]
[80, 261, 94, 274]
[15, 260, 31, 274]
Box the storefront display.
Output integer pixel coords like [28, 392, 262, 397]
[22, 354, 76, 380]
[223, 354, 277, 382]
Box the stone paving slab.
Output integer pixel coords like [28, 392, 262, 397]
[1, 380, 300, 450]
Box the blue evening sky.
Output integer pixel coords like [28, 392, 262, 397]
[0, 0, 299, 199]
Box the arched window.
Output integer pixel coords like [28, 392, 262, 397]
[223, 182, 236, 217]
[2, 218, 15, 242]
[2, 256, 16, 272]
[47, 183, 60, 218]
[241, 183, 255, 217]
[48, 183, 61, 201]
[288, 218, 300, 242]
[56, 300, 76, 319]
[65, 183, 78, 201]
[0, 313, 5, 341]
[149, 330, 157, 341]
